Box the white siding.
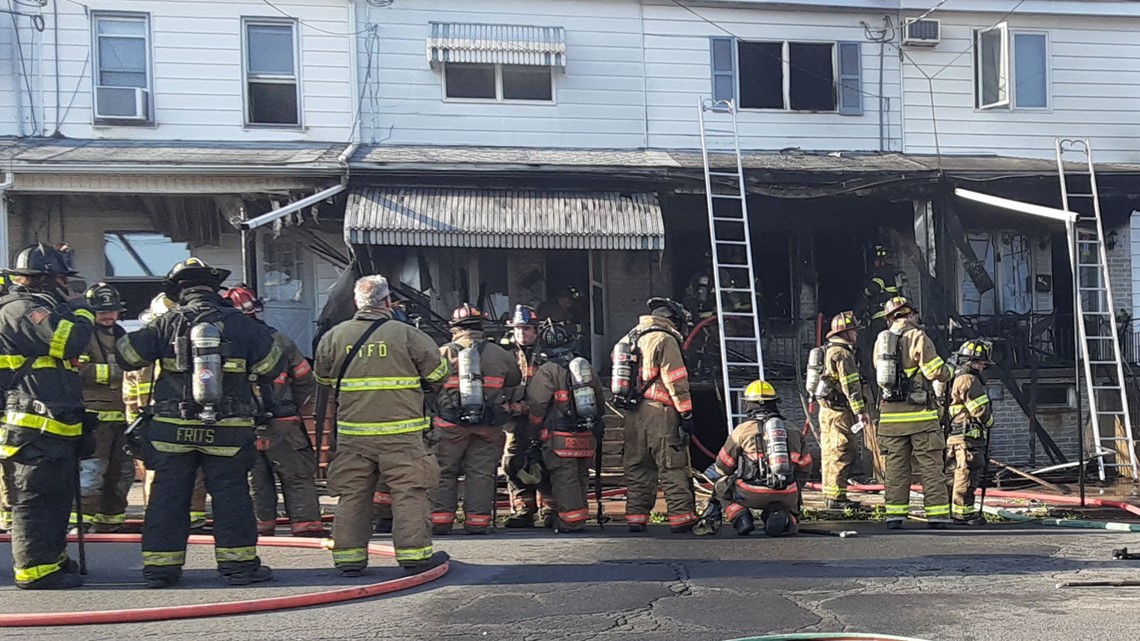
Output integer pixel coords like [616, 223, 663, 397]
[5, 0, 354, 142]
[641, 1, 901, 151]
[902, 12, 1140, 162]
[355, 0, 648, 148]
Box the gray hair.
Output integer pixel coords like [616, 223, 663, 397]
[354, 275, 391, 310]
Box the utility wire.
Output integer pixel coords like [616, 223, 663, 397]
[7, 0, 40, 133]
[260, 0, 375, 36]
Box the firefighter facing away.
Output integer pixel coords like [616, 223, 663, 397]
[0, 243, 94, 590]
[223, 284, 324, 538]
[612, 298, 697, 533]
[695, 380, 812, 537]
[76, 282, 134, 533]
[872, 296, 952, 529]
[432, 304, 523, 534]
[314, 275, 450, 575]
[526, 320, 606, 533]
[809, 311, 871, 510]
[117, 258, 283, 588]
[502, 304, 550, 528]
[947, 340, 995, 525]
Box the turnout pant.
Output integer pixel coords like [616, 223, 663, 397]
[878, 428, 950, 522]
[714, 476, 802, 534]
[79, 420, 134, 530]
[250, 418, 322, 536]
[4, 435, 77, 586]
[374, 479, 393, 524]
[327, 431, 439, 570]
[145, 468, 207, 524]
[622, 401, 695, 529]
[432, 426, 505, 533]
[819, 406, 858, 501]
[504, 422, 539, 515]
[543, 448, 591, 531]
[141, 438, 261, 581]
[0, 458, 14, 529]
[946, 434, 986, 520]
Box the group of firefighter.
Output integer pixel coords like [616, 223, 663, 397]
[0, 241, 994, 592]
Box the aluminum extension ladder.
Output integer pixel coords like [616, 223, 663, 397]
[1056, 138, 1140, 481]
[697, 98, 765, 431]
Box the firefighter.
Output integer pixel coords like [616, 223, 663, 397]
[432, 304, 523, 534]
[615, 298, 697, 533]
[526, 321, 605, 533]
[125, 293, 210, 531]
[537, 286, 584, 325]
[816, 311, 871, 510]
[947, 340, 995, 525]
[222, 285, 324, 538]
[314, 275, 449, 575]
[0, 273, 11, 534]
[873, 296, 952, 529]
[0, 243, 94, 589]
[117, 258, 282, 588]
[502, 304, 549, 528]
[75, 283, 133, 533]
[695, 380, 812, 537]
[861, 244, 906, 334]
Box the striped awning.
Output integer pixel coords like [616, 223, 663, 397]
[346, 188, 664, 250]
[427, 22, 567, 68]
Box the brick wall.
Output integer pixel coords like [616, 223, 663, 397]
[1107, 221, 1132, 323]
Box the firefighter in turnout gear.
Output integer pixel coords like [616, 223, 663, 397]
[125, 294, 209, 530]
[872, 297, 952, 529]
[695, 381, 811, 537]
[815, 311, 871, 509]
[0, 243, 94, 589]
[76, 282, 133, 533]
[223, 285, 324, 538]
[526, 321, 605, 533]
[117, 258, 283, 588]
[861, 244, 906, 333]
[502, 305, 549, 528]
[947, 340, 995, 525]
[616, 298, 697, 533]
[432, 304, 523, 534]
[315, 275, 449, 575]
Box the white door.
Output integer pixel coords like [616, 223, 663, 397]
[588, 250, 608, 363]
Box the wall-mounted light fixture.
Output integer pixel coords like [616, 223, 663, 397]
[1106, 229, 1119, 251]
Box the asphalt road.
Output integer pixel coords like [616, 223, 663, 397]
[3, 522, 1140, 641]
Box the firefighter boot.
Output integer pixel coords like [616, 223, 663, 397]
[18, 571, 84, 590]
[732, 510, 756, 536]
[224, 565, 274, 586]
[374, 517, 393, 534]
[763, 506, 798, 537]
[504, 510, 535, 528]
[402, 551, 450, 574]
[825, 498, 863, 511]
[693, 500, 723, 536]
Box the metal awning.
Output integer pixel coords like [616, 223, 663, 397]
[346, 187, 664, 250]
[427, 22, 566, 68]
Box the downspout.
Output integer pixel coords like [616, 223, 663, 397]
[0, 171, 13, 268]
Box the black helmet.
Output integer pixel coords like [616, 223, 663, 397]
[507, 304, 539, 328]
[538, 319, 575, 348]
[9, 243, 77, 278]
[647, 297, 690, 329]
[165, 257, 230, 290]
[449, 303, 486, 329]
[85, 282, 127, 312]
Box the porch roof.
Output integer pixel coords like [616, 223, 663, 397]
[345, 187, 665, 250]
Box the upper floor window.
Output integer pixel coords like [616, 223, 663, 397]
[710, 38, 862, 115]
[92, 13, 152, 123]
[244, 19, 301, 126]
[975, 25, 1049, 110]
[444, 63, 554, 102]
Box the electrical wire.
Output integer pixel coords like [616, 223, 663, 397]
[7, 0, 40, 133]
[52, 46, 91, 136]
[260, 0, 375, 36]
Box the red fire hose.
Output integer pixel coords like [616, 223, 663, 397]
[0, 534, 448, 627]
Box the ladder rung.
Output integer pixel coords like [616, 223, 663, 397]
[1085, 336, 1114, 340]
[720, 312, 756, 318]
[717, 263, 750, 269]
[725, 362, 761, 367]
[711, 194, 744, 200]
[708, 171, 740, 178]
[712, 217, 745, 223]
[719, 287, 753, 293]
[1092, 385, 1122, 390]
[715, 240, 748, 246]
[724, 336, 756, 342]
[1082, 311, 1113, 316]
[1088, 360, 1119, 365]
[1078, 287, 1107, 291]
[1068, 194, 1096, 198]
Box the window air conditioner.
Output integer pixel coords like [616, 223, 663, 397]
[902, 18, 941, 47]
[94, 86, 150, 120]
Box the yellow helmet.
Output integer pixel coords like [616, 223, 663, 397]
[742, 380, 778, 403]
[827, 310, 860, 338]
[882, 296, 915, 320]
[957, 339, 994, 364]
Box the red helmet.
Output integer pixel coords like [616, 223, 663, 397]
[223, 284, 263, 315]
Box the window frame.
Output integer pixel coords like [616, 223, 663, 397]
[241, 17, 304, 129]
[974, 22, 1011, 110]
[735, 40, 839, 113]
[1011, 30, 1051, 111]
[90, 11, 154, 125]
[441, 62, 556, 104]
[957, 230, 1043, 315]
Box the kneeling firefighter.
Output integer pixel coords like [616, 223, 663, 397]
[695, 380, 812, 537]
[431, 304, 522, 534]
[526, 321, 606, 533]
[117, 258, 284, 588]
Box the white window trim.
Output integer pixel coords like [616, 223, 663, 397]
[736, 40, 839, 113]
[241, 17, 304, 129]
[90, 11, 154, 126]
[957, 231, 1043, 314]
[441, 63, 557, 105]
[974, 22, 1014, 111]
[1011, 30, 1051, 112]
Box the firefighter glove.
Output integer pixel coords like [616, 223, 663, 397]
[678, 415, 695, 445]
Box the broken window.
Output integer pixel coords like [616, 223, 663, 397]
[104, 232, 190, 278]
[959, 231, 1039, 315]
[738, 41, 837, 111]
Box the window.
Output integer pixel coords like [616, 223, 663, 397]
[975, 25, 1049, 110]
[959, 232, 1038, 315]
[262, 238, 306, 303]
[105, 232, 190, 279]
[91, 13, 151, 122]
[443, 63, 553, 102]
[719, 39, 861, 114]
[244, 20, 300, 126]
